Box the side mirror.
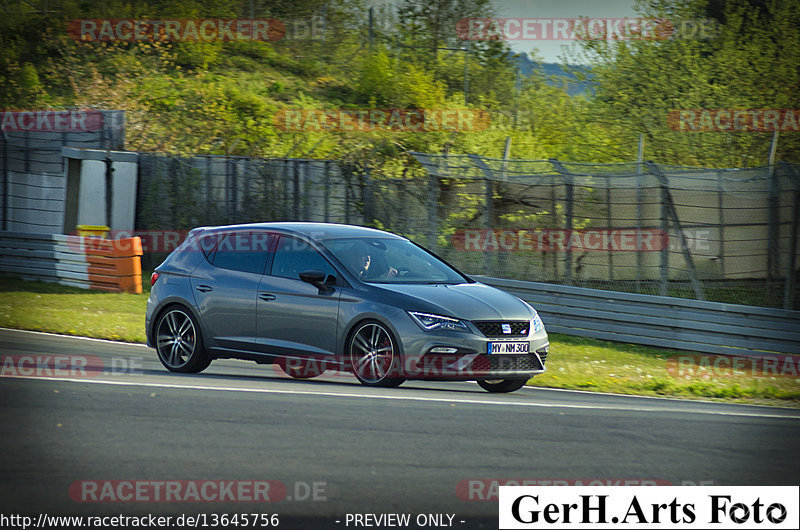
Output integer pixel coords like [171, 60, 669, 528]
[299, 269, 330, 290]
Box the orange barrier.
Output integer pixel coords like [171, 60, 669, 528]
[82, 237, 143, 293]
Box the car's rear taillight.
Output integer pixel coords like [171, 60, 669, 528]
[150, 272, 161, 286]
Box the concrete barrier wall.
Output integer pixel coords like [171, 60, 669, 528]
[0, 231, 142, 293]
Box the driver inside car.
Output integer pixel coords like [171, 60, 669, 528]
[352, 245, 398, 280]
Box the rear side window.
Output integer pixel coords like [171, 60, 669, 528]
[211, 232, 271, 274]
[197, 232, 223, 257]
[270, 236, 337, 281]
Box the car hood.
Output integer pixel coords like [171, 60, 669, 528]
[371, 282, 534, 321]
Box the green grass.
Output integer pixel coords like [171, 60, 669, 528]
[0, 275, 148, 343]
[537, 335, 800, 406]
[1, 275, 798, 407]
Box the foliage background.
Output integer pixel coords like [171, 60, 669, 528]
[1, 0, 797, 171]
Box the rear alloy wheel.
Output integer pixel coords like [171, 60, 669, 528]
[278, 358, 326, 379]
[477, 379, 528, 393]
[348, 321, 405, 387]
[155, 307, 210, 373]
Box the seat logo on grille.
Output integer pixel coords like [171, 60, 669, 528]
[501, 323, 512, 334]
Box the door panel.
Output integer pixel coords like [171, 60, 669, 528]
[256, 236, 340, 359]
[191, 231, 272, 351]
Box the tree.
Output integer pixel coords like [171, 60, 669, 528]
[575, 0, 800, 166]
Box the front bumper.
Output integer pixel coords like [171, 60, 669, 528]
[401, 351, 547, 380]
[395, 319, 550, 381]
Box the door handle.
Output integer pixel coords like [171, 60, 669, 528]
[258, 293, 276, 301]
[196, 285, 213, 293]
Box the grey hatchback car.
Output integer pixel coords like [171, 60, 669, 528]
[145, 223, 549, 393]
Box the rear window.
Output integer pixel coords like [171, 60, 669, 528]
[210, 232, 271, 275]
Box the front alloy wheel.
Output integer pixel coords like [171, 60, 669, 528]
[348, 321, 405, 387]
[477, 378, 528, 393]
[155, 307, 210, 373]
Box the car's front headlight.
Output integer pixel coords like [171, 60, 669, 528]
[532, 312, 544, 334]
[521, 300, 545, 334]
[408, 311, 469, 332]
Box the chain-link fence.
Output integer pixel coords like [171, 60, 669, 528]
[136, 154, 364, 228]
[136, 152, 800, 310]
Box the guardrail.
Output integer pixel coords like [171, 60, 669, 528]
[0, 231, 143, 293]
[476, 276, 800, 357]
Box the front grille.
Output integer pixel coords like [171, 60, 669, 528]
[469, 354, 544, 373]
[472, 320, 529, 338]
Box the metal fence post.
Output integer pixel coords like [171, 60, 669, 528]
[244, 157, 251, 217]
[205, 156, 212, 218]
[606, 176, 614, 282]
[636, 146, 644, 287]
[646, 161, 704, 300]
[784, 190, 799, 310]
[468, 154, 495, 275]
[293, 159, 300, 220]
[484, 172, 493, 275]
[227, 158, 239, 223]
[104, 152, 114, 230]
[171, 157, 180, 228]
[427, 156, 442, 251]
[659, 177, 669, 296]
[767, 130, 781, 281]
[282, 159, 289, 220]
[324, 160, 330, 223]
[344, 163, 351, 225]
[717, 170, 725, 277]
[1, 130, 7, 231]
[24, 130, 30, 174]
[301, 161, 310, 221]
[363, 164, 374, 226]
[549, 159, 574, 286]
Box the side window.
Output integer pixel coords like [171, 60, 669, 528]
[270, 236, 337, 281]
[211, 232, 271, 274]
[198, 232, 223, 260]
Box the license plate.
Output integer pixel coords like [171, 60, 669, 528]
[488, 342, 529, 354]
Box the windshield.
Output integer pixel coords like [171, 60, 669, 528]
[323, 238, 468, 284]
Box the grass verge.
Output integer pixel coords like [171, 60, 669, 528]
[1, 275, 798, 407]
[0, 275, 148, 343]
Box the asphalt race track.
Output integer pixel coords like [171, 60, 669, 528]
[1, 328, 799, 529]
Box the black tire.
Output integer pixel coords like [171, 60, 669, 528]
[347, 321, 405, 388]
[477, 378, 528, 393]
[278, 358, 326, 379]
[154, 306, 211, 373]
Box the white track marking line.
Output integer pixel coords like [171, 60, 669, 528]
[3, 327, 800, 415]
[4, 375, 800, 420]
[0, 328, 150, 348]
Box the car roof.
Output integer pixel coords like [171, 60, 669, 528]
[197, 222, 407, 242]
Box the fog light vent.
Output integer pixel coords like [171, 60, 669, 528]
[430, 347, 458, 354]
